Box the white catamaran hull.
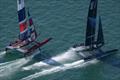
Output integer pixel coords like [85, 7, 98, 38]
[6, 45, 41, 57]
[6, 46, 27, 53]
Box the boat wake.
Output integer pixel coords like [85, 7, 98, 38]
[22, 48, 81, 70]
[21, 47, 99, 80]
[21, 59, 98, 80]
[0, 51, 6, 58]
[0, 49, 41, 78]
[0, 58, 30, 77]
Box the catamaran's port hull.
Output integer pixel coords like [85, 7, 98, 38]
[72, 45, 118, 61]
[83, 49, 118, 61]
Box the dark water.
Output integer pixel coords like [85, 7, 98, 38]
[0, 0, 120, 80]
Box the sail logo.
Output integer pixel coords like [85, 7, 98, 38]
[90, 1, 96, 10]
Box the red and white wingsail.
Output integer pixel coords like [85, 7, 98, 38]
[17, 0, 37, 42]
[17, 0, 28, 41]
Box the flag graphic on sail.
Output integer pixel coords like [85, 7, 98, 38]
[27, 9, 37, 41]
[17, 0, 28, 41]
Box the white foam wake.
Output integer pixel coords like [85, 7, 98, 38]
[52, 48, 78, 62]
[22, 48, 79, 71]
[21, 60, 84, 80]
[0, 58, 30, 77]
[0, 51, 6, 58]
[22, 61, 49, 70]
[21, 47, 99, 80]
[21, 59, 99, 80]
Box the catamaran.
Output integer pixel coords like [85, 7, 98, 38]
[5, 0, 52, 56]
[72, 0, 118, 61]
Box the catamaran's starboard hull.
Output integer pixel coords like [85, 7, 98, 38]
[72, 44, 93, 52]
[5, 46, 40, 57]
[6, 46, 27, 54]
[5, 38, 52, 56]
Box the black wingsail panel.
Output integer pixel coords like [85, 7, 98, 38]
[85, 0, 98, 48]
[96, 16, 104, 48]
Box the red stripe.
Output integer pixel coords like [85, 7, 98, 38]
[19, 21, 27, 32]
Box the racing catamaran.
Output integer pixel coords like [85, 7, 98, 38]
[73, 0, 118, 60]
[73, 0, 102, 49]
[5, 0, 52, 56]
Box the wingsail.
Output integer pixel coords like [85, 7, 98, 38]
[17, 0, 28, 41]
[85, 0, 98, 48]
[96, 16, 104, 48]
[17, 0, 38, 43]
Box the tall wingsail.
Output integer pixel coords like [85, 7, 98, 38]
[27, 9, 37, 41]
[85, 0, 98, 48]
[96, 16, 104, 47]
[17, 0, 28, 41]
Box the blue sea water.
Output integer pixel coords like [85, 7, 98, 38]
[0, 0, 120, 80]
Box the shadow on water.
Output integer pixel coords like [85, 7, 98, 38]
[0, 51, 23, 63]
[32, 50, 63, 66]
[99, 50, 120, 68]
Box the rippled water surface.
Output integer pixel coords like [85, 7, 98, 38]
[0, 0, 120, 80]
